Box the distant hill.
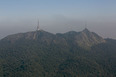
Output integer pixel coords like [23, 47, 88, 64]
[0, 29, 116, 77]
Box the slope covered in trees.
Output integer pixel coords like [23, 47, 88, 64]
[0, 29, 116, 77]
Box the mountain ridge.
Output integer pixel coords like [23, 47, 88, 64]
[0, 28, 116, 77]
[1, 28, 105, 47]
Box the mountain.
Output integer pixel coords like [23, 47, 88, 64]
[57, 28, 105, 48]
[0, 29, 116, 77]
[1, 30, 55, 43]
[1, 28, 105, 47]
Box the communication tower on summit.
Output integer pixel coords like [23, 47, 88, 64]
[85, 21, 87, 29]
[84, 21, 88, 29]
[37, 20, 40, 31]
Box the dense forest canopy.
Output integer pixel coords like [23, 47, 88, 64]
[0, 29, 116, 77]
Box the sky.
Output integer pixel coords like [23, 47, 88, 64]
[0, 0, 116, 39]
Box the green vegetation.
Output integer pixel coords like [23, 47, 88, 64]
[0, 30, 116, 77]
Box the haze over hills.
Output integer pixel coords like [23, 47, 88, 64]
[0, 28, 116, 77]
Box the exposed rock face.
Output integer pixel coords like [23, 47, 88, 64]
[57, 28, 105, 48]
[75, 28, 105, 47]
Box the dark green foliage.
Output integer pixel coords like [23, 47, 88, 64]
[0, 30, 116, 77]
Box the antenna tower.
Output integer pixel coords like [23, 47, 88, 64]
[85, 21, 87, 29]
[37, 20, 40, 31]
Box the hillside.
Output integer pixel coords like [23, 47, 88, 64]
[0, 29, 116, 77]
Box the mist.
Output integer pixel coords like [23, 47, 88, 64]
[0, 0, 116, 39]
[0, 15, 116, 39]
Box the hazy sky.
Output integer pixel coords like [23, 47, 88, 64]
[0, 0, 116, 39]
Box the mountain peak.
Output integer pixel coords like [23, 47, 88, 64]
[1, 30, 55, 43]
[1, 29, 106, 47]
[82, 28, 90, 33]
[75, 28, 106, 47]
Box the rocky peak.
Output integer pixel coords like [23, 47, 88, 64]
[74, 28, 106, 47]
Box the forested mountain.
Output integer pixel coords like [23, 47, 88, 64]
[0, 29, 116, 77]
